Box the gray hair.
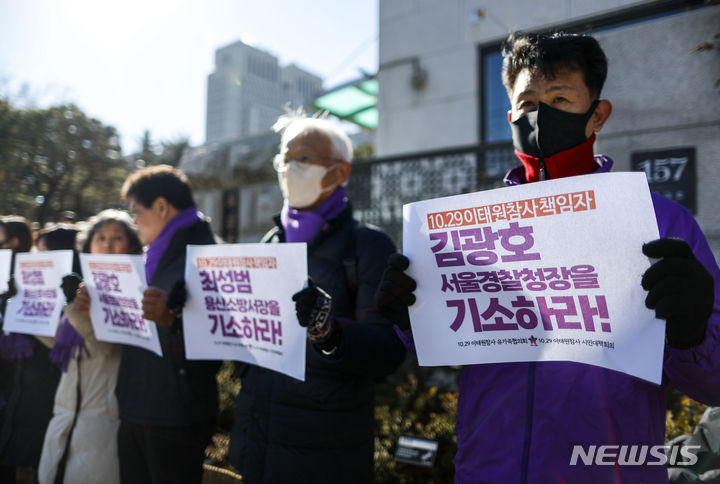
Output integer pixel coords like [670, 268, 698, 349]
[272, 110, 353, 163]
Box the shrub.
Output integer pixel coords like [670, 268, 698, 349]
[207, 360, 707, 478]
[666, 387, 708, 441]
[373, 366, 459, 483]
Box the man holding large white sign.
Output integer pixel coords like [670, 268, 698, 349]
[117, 165, 220, 484]
[227, 114, 406, 484]
[184, 243, 308, 380]
[374, 32, 720, 484]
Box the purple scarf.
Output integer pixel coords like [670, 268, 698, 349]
[145, 206, 202, 282]
[0, 332, 34, 360]
[281, 187, 348, 243]
[50, 317, 90, 372]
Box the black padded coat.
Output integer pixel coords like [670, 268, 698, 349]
[229, 206, 406, 484]
[115, 219, 221, 426]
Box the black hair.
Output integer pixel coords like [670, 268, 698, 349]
[37, 224, 79, 251]
[0, 216, 33, 253]
[36, 223, 82, 274]
[502, 31, 608, 99]
[121, 164, 195, 210]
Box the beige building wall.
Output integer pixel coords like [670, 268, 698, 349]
[376, 0, 720, 253]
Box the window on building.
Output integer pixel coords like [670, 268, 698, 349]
[481, 47, 511, 143]
[477, 1, 707, 144]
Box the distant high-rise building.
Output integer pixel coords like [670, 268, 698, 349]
[205, 40, 323, 143]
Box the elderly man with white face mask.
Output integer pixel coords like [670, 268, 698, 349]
[228, 114, 407, 484]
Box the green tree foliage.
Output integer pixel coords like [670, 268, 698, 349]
[205, 357, 712, 480]
[666, 387, 709, 441]
[353, 142, 374, 160]
[135, 129, 190, 167]
[373, 368, 458, 484]
[158, 137, 190, 167]
[0, 100, 127, 224]
[690, 1, 720, 89]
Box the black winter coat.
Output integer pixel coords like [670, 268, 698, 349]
[0, 268, 61, 469]
[229, 207, 406, 484]
[0, 340, 60, 468]
[115, 219, 221, 426]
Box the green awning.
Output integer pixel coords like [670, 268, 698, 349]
[312, 77, 378, 130]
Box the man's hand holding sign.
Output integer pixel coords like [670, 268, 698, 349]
[641, 238, 714, 349]
[376, 254, 415, 332]
[141, 287, 173, 327]
[292, 278, 339, 354]
[372, 31, 720, 484]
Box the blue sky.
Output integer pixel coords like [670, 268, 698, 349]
[0, 0, 378, 154]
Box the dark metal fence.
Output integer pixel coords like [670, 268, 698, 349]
[348, 141, 516, 247]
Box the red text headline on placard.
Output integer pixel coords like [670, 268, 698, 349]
[196, 256, 278, 270]
[426, 190, 596, 231]
[88, 262, 132, 273]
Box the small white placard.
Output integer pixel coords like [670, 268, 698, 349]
[79, 253, 162, 356]
[4, 251, 73, 336]
[184, 243, 308, 381]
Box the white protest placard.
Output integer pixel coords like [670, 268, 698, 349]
[404, 172, 664, 384]
[79, 253, 162, 356]
[0, 249, 11, 295]
[4, 250, 73, 336]
[184, 243, 308, 381]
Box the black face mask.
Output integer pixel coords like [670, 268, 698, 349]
[510, 100, 599, 159]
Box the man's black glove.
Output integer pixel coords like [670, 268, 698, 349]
[292, 278, 337, 352]
[61, 273, 82, 303]
[374, 253, 417, 331]
[166, 280, 187, 317]
[641, 238, 714, 349]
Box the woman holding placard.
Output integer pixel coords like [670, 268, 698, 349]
[0, 215, 61, 484]
[37, 210, 142, 484]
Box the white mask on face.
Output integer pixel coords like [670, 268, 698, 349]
[278, 161, 337, 209]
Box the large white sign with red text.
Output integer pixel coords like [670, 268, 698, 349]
[403, 172, 664, 383]
[79, 253, 162, 356]
[4, 251, 73, 336]
[183, 243, 308, 381]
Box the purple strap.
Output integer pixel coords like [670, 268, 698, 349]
[281, 186, 348, 243]
[145, 206, 202, 282]
[50, 317, 90, 373]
